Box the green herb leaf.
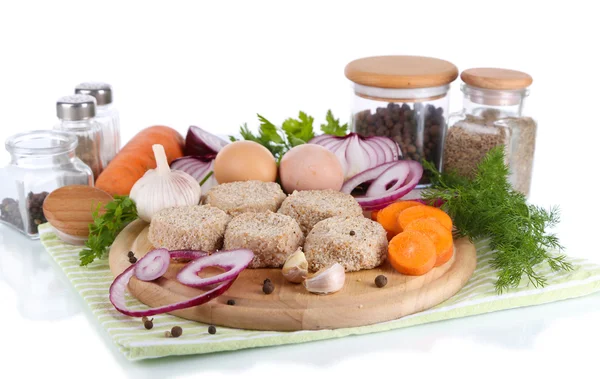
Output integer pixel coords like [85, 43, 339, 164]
[320, 109, 348, 136]
[79, 195, 138, 266]
[281, 111, 315, 146]
[421, 146, 572, 293]
[199, 171, 213, 186]
[257, 115, 285, 144]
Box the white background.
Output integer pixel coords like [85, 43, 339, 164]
[1, 0, 599, 378]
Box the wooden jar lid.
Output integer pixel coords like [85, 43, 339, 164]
[344, 55, 459, 89]
[461, 68, 533, 90]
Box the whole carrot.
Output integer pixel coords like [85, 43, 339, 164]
[96, 126, 184, 196]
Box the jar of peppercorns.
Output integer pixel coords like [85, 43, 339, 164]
[344, 56, 458, 185]
[0, 130, 93, 239]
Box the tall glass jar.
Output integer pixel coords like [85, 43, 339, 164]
[345, 55, 458, 186]
[0, 131, 93, 239]
[54, 94, 104, 179]
[443, 68, 537, 196]
[75, 82, 121, 167]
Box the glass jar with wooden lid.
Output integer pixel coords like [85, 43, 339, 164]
[345, 56, 458, 185]
[444, 68, 537, 196]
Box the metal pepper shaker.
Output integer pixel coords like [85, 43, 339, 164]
[75, 82, 121, 166]
[54, 94, 104, 179]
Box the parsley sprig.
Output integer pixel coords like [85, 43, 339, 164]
[79, 196, 138, 266]
[230, 110, 347, 160]
[422, 146, 572, 293]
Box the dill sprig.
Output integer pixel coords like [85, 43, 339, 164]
[422, 146, 572, 293]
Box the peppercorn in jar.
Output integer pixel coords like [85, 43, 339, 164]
[344, 55, 458, 186]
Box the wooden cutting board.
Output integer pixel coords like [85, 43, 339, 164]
[109, 219, 477, 331]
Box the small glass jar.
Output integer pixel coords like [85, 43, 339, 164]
[54, 94, 104, 179]
[444, 68, 537, 196]
[0, 131, 93, 239]
[75, 82, 121, 166]
[345, 56, 458, 186]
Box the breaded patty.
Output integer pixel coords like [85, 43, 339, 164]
[224, 211, 304, 268]
[148, 205, 230, 251]
[205, 180, 287, 216]
[277, 190, 363, 235]
[304, 216, 387, 272]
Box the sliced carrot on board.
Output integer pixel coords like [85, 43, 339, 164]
[376, 201, 422, 237]
[404, 218, 454, 266]
[388, 230, 437, 276]
[397, 205, 453, 232]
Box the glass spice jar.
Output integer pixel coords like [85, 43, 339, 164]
[0, 130, 93, 239]
[344, 55, 459, 186]
[443, 68, 537, 196]
[75, 82, 121, 167]
[54, 94, 104, 179]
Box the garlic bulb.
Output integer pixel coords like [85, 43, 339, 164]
[130, 144, 201, 222]
[304, 263, 345, 295]
[282, 248, 308, 283]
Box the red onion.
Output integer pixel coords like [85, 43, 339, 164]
[177, 249, 254, 288]
[341, 160, 423, 211]
[184, 125, 229, 158]
[134, 248, 170, 281]
[170, 156, 218, 194]
[308, 133, 402, 180]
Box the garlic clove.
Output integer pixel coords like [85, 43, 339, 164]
[282, 248, 308, 284]
[304, 263, 345, 295]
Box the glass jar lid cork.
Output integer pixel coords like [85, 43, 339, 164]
[344, 55, 458, 89]
[56, 94, 97, 121]
[461, 68, 533, 90]
[75, 82, 113, 105]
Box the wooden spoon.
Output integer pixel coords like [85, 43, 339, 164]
[43, 185, 114, 238]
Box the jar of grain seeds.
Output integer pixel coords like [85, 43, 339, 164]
[0, 131, 93, 239]
[345, 56, 458, 186]
[443, 68, 537, 196]
[54, 94, 104, 179]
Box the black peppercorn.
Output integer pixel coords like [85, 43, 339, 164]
[208, 325, 216, 335]
[263, 278, 271, 284]
[375, 275, 388, 288]
[127, 251, 134, 258]
[263, 281, 274, 294]
[171, 326, 183, 338]
[129, 256, 137, 264]
[349, 230, 355, 236]
[227, 299, 236, 306]
[144, 318, 154, 330]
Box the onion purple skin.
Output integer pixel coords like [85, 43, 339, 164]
[184, 125, 229, 158]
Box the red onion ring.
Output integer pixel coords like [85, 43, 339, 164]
[134, 248, 170, 281]
[177, 249, 254, 288]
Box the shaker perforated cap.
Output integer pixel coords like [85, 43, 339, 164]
[74, 82, 113, 105]
[56, 94, 97, 121]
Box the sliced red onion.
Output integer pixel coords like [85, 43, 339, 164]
[365, 162, 410, 196]
[169, 250, 209, 261]
[184, 125, 229, 158]
[109, 251, 234, 317]
[371, 136, 402, 159]
[177, 249, 254, 288]
[134, 248, 170, 281]
[171, 156, 218, 193]
[341, 160, 423, 211]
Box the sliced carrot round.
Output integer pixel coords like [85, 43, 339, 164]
[376, 201, 422, 237]
[404, 218, 454, 266]
[397, 205, 453, 232]
[388, 230, 437, 276]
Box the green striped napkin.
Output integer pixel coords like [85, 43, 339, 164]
[39, 223, 600, 361]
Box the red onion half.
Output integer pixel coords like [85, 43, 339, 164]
[170, 156, 218, 194]
[308, 133, 401, 180]
[177, 249, 254, 288]
[184, 125, 229, 158]
[341, 160, 423, 211]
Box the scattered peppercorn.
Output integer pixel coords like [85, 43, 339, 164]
[144, 318, 154, 330]
[349, 230, 355, 236]
[164, 331, 172, 338]
[127, 251, 134, 258]
[227, 299, 236, 306]
[129, 256, 137, 264]
[171, 326, 183, 338]
[375, 275, 388, 288]
[263, 281, 274, 294]
[141, 316, 148, 323]
[263, 278, 271, 284]
[208, 325, 216, 335]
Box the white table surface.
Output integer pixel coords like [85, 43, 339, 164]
[2, 211, 600, 379]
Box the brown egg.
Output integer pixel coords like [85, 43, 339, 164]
[214, 141, 277, 183]
[279, 144, 344, 193]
